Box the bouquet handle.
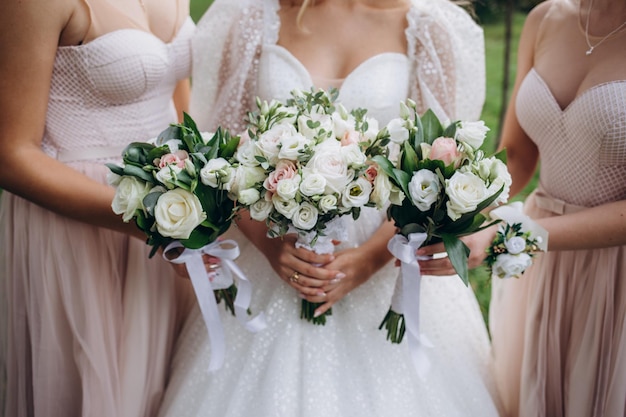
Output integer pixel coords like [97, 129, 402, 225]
[163, 240, 266, 372]
[385, 233, 434, 379]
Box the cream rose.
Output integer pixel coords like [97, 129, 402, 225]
[278, 132, 310, 161]
[318, 194, 338, 213]
[111, 176, 151, 222]
[292, 202, 319, 230]
[272, 194, 299, 219]
[256, 123, 298, 165]
[276, 175, 302, 200]
[299, 171, 327, 196]
[154, 188, 207, 240]
[306, 142, 352, 194]
[235, 139, 261, 167]
[155, 164, 182, 189]
[445, 171, 490, 220]
[249, 199, 274, 221]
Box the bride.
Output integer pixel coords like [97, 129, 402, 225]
[158, 0, 502, 416]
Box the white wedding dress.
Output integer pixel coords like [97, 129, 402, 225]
[158, 1, 500, 416]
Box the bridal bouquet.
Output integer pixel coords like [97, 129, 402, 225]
[107, 114, 266, 371]
[230, 88, 388, 325]
[372, 100, 511, 350]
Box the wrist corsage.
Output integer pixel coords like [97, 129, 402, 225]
[485, 202, 548, 279]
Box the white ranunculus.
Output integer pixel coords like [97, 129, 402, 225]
[235, 139, 262, 167]
[340, 143, 367, 166]
[342, 177, 373, 208]
[278, 132, 310, 161]
[505, 236, 527, 255]
[456, 120, 489, 150]
[318, 194, 338, 213]
[272, 194, 299, 219]
[306, 143, 352, 194]
[256, 123, 298, 165]
[299, 171, 327, 196]
[491, 253, 532, 279]
[200, 157, 235, 190]
[249, 198, 274, 221]
[155, 164, 183, 189]
[154, 188, 207, 240]
[292, 202, 319, 230]
[408, 169, 441, 211]
[276, 175, 302, 200]
[386, 118, 410, 144]
[445, 171, 490, 221]
[238, 188, 261, 206]
[111, 176, 152, 222]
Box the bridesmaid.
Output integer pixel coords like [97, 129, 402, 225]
[418, 0, 626, 416]
[0, 0, 200, 416]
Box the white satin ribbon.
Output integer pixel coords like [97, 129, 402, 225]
[163, 240, 266, 372]
[387, 232, 433, 379]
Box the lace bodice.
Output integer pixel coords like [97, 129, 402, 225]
[516, 69, 626, 206]
[43, 17, 194, 163]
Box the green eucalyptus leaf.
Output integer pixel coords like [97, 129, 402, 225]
[123, 164, 154, 183]
[106, 163, 124, 176]
[156, 125, 182, 145]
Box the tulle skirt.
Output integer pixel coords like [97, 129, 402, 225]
[157, 209, 501, 417]
[490, 189, 626, 417]
[0, 162, 194, 417]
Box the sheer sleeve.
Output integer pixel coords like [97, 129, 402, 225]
[189, 0, 266, 133]
[407, 0, 485, 121]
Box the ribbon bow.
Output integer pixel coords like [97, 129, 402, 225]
[387, 232, 433, 379]
[164, 240, 266, 372]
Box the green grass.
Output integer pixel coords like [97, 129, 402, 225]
[188, 1, 531, 322]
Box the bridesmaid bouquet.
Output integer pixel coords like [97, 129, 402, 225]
[107, 115, 266, 372]
[230, 88, 388, 325]
[372, 100, 511, 350]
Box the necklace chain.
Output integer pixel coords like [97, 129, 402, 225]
[583, 0, 626, 55]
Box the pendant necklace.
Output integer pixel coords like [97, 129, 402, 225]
[583, 0, 626, 55]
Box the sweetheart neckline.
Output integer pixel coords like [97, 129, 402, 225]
[530, 68, 626, 113]
[265, 44, 408, 92]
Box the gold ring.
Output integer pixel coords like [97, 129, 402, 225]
[289, 271, 300, 283]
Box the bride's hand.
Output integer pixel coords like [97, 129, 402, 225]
[416, 226, 498, 275]
[263, 234, 346, 298]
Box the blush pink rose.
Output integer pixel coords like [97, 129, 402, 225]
[156, 150, 189, 169]
[364, 165, 378, 184]
[263, 160, 298, 194]
[429, 137, 462, 167]
[341, 130, 361, 146]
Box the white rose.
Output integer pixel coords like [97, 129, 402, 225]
[491, 253, 532, 279]
[306, 143, 352, 194]
[456, 120, 489, 150]
[278, 132, 310, 161]
[505, 236, 527, 255]
[386, 118, 410, 144]
[299, 171, 327, 196]
[341, 177, 373, 208]
[292, 202, 319, 230]
[318, 194, 338, 213]
[445, 171, 490, 221]
[107, 171, 122, 186]
[249, 198, 274, 221]
[200, 157, 235, 190]
[341, 143, 367, 166]
[111, 176, 151, 222]
[238, 188, 261, 206]
[154, 188, 207, 239]
[155, 164, 183, 189]
[235, 140, 262, 167]
[230, 165, 266, 197]
[256, 123, 298, 165]
[276, 175, 302, 200]
[408, 169, 441, 211]
[272, 194, 299, 219]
